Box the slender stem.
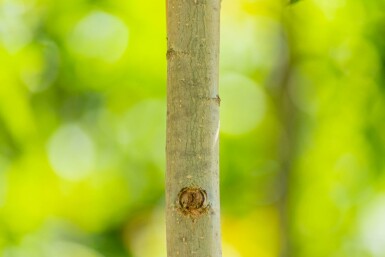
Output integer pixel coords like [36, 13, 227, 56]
[165, 0, 222, 257]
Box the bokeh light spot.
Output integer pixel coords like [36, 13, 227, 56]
[68, 11, 129, 62]
[360, 195, 385, 256]
[220, 16, 281, 73]
[47, 124, 95, 181]
[118, 99, 166, 169]
[20, 40, 60, 92]
[220, 73, 266, 135]
[0, 2, 33, 53]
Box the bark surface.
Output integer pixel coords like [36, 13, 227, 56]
[166, 0, 221, 256]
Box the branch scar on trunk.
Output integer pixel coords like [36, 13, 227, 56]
[177, 187, 210, 218]
[166, 48, 190, 60]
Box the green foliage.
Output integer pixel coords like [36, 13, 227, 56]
[289, 0, 301, 4]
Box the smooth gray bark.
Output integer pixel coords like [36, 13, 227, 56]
[165, 0, 222, 256]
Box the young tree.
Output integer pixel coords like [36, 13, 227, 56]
[165, 0, 222, 256]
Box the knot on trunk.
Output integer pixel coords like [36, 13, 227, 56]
[178, 187, 209, 218]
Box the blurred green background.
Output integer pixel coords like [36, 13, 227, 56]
[1, 0, 385, 256]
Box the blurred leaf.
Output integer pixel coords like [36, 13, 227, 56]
[289, 0, 301, 4]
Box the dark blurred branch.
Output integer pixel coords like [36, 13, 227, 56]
[267, 17, 298, 257]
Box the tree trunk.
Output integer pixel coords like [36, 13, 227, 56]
[165, 0, 222, 256]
